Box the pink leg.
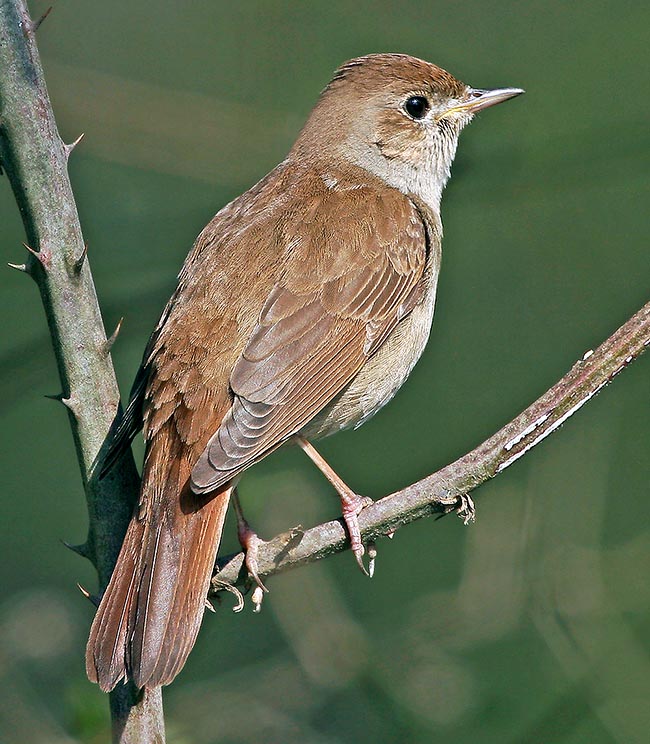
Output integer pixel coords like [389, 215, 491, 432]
[295, 436, 373, 575]
[233, 490, 269, 593]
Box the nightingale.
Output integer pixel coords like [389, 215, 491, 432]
[86, 53, 523, 692]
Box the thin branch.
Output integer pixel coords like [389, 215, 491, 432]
[0, 2, 162, 741]
[212, 302, 650, 593]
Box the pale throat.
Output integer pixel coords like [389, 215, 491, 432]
[348, 132, 461, 215]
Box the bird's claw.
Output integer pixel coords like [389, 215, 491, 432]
[351, 536, 376, 578]
[233, 490, 269, 598]
[251, 585, 265, 613]
[242, 532, 269, 595]
[212, 579, 245, 612]
[366, 540, 377, 578]
[342, 493, 374, 577]
[353, 543, 369, 576]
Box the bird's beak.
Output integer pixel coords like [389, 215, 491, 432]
[445, 87, 524, 116]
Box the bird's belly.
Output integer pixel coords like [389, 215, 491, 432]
[301, 278, 438, 440]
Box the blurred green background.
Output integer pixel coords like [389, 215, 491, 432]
[1, 1, 649, 742]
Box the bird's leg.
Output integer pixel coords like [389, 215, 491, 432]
[295, 436, 373, 575]
[233, 489, 269, 595]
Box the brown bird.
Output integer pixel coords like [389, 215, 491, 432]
[86, 53, 523, 691]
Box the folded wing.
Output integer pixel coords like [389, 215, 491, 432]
[191, 187, 428, 493]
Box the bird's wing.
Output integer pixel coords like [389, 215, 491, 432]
[191, 185, 428, 493]
[101, 163, 301, 478]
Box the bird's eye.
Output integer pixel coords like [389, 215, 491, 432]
[404, 96, 429, 119]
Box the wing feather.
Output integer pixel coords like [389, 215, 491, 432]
[191, 186, 428, 494]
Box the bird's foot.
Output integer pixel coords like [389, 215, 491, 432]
[240, 528, 269, 595]
[233, 491, 269, 598]
[294, 436, 376, 576]
[211, 581, 245, 613]
[340, 491, 374, 576]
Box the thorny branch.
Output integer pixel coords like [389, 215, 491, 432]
[211, 302, 650, 597]
[0, 1, 162, 742]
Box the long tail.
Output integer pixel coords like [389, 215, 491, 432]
[86, 435, 231, 691]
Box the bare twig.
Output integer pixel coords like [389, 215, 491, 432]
[212, 302, 650, 592]
[0, 1, 162, 741]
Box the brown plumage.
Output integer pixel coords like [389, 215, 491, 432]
[86, 54, 523, 691]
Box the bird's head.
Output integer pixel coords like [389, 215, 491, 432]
[293, 53, 523, 209]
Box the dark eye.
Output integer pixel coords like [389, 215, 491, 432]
[404, 95, 429, 119]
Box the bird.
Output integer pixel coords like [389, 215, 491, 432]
[86, 53, 523, 692]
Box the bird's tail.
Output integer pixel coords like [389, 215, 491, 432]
[86, 434, 231, 691]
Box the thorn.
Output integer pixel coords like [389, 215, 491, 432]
[73, 243, 88, 274]
[31, 5, 53, 32]
[7, 261, 30, 274]
[44, 392, 64, 402]
[22, 242, 50, 268]
[204, 598, 216, 614]
[385, 529, 396, 539]
[61, 539, 90, 559]
[61, 395, 78, 414]
[77, 582, 99, 607]
[102, 317, 123, 356]
[64, 132, 85, 158]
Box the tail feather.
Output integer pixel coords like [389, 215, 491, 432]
[129, 520, 175, 688]
[131, 488, 230, 688]
[86, 447, 231, 692]
[86, 519, 143, 690]
[155, 512, 218, 684]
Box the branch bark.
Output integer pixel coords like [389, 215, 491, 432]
[212, 302, 650, 595]
[0, 2, 163, 741]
